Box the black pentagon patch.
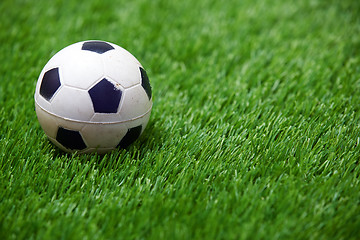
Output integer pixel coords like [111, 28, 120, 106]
[117, 125, 142, 148]
[81, 41, 114, 54]
[40, 68, 61, 101]
[140, 67, 152, 100]
[56, 127, 87, 150]
[88, 78, 122, 113]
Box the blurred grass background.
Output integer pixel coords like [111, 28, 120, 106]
[0, 0, 360, 239]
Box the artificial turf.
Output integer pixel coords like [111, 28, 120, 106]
[1, 0, 360, 239]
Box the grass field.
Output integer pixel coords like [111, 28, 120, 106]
[1, 0, 360, 239]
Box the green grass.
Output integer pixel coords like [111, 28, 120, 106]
[1, 0, 360, 239]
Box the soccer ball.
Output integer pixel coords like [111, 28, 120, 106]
[34, 40, 152, 154]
